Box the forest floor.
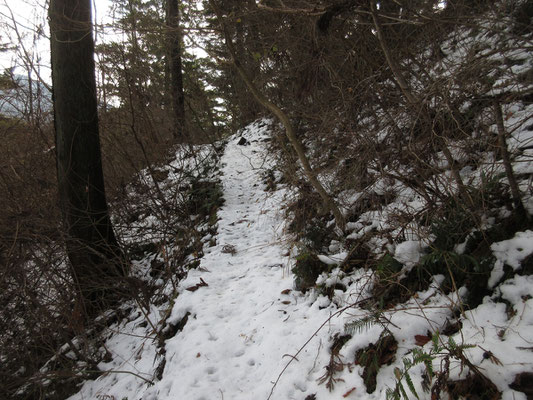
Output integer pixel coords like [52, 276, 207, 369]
[68, 121, 533, 400]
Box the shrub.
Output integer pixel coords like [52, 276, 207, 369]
[292, 250, 328, 292]
[187, 179, 224, 221]
[376, 253, 404, 281]
[431, 200, 477, 252]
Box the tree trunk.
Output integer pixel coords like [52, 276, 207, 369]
[493, 100, 528, 220]
[233, 8, 261, 123]
[168, 0, 186, 140]
[49, 0, 124, 315]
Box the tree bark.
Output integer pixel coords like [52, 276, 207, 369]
[49, 0, 124, 314]
[168, 0, 186, 140]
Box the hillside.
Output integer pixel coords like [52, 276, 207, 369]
[2, 1, 533, 399]
[61, 118, 533, 400]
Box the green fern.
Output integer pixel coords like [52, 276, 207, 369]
[344, 307, 395, 337]
[345, 317, 372, 335]
[397, 378, 409, 399]
[432, 332, 440, 352]
[344, 312, 380, 335]
[386, 332, 476, 400]
[386, 332, 442, 400]
[448, 336, 457, 349]
[386, 387, 400, 400]
[404, 371, 419, 399]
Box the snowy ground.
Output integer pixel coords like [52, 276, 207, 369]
[70, 121, 342, 400]
[69, 121, 533, 400]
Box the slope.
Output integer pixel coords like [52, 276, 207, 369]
[69, 120, 339, 400]
[66, 114, 533, 400]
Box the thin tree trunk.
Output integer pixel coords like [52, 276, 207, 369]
[369, 1, 416, 106]
[101, 68, 107, 115]
[493, 100, 528, 219]
[168, 0, 186, 140]
[49, 0, 124, 315]
[27, 69, 33, 124]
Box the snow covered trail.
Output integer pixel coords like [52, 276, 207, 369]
[144, 121, 340, 400]
[70, 120, 518, 400]
[71, 120, 344, 400]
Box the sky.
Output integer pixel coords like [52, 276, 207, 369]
[0, 0, 113, 80]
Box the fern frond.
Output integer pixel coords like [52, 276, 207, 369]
[344, 314, 378, 335]
[398, 380, 409, 400]
[386, 388, 400, 400]
[424, 359, 434, 378]
[457, 342, 475, 350]
[405, 372, 419, 399]
[448, 336, 457, 350]
[432, 332, 440, 352]
[412, 350, 433, 366]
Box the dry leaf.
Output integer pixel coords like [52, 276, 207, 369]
[415, 334, 431, 346]
[343, 387, 356, 397]
[185, 278, 208, 292]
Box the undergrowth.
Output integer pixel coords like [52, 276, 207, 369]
[4, 144, 225, 399]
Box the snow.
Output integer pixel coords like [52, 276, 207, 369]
[489, 230, 533, 287]
[67, 120, 533, 400]
[317, 252, 347, 266]
[393, 240, 426, 268]
[69, 121, 339, 400]
[491, 230, 533, 270]
[0, 75, 52, 118]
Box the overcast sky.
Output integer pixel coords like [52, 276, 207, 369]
[0, 0, 113, 80]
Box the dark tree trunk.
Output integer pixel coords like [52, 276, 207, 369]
[49, 0, 124, 315]
[167, 0, 186, 140]
[233, 14, 261, 123]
